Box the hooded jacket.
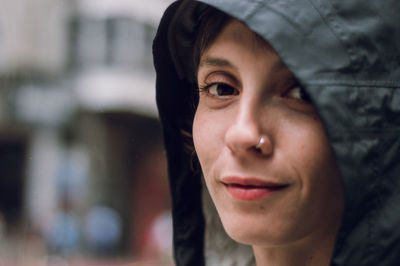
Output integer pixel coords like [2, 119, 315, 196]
[153, 0, 400, 265]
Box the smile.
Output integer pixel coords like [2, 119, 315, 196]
[221, 176, 288, 201]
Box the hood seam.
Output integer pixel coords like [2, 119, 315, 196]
[305, 80, 400, 88]
[306, 0, 363, 71]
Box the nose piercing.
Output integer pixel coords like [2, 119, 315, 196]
[255, 136, 265, 150]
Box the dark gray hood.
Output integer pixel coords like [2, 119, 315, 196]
[153, 0, 400, 265]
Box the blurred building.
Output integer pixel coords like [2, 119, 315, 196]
[0, 0, 173, 264]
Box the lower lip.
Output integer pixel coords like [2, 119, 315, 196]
[225, 184, 285, 201]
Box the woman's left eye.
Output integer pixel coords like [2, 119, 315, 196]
[202, 83, 239, 97]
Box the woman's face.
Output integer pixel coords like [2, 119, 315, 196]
[193, 20, 344, 247]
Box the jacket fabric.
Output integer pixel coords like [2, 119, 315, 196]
[153, 0, 400, 265]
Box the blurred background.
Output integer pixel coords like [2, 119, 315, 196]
[0, 0, 174, 265]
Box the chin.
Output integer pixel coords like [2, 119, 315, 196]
[216, 201, 317, 248]
[225, 225, 267, 246]
[217, 208, 287, 247]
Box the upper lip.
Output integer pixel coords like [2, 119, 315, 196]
[221, 176, 288, 188]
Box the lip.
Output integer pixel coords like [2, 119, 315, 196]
[221, 176, 288, 201]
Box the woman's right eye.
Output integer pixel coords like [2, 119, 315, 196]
[202, 83, 239, 97]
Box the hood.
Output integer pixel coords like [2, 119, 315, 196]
[153, 0, 400, 265]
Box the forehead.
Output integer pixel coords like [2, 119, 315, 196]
[198, 19, 289, 79]
[205, 19, 272, 55]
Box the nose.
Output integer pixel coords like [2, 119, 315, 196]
[224, 108, 273, 157]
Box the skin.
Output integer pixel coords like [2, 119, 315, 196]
[193, 20, 344, 266]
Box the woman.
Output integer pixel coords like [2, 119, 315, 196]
[153, 1, 400, 265]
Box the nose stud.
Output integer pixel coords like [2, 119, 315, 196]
[255, 136, 265, 150]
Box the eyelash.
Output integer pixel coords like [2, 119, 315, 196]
[199, 82, 239, 98]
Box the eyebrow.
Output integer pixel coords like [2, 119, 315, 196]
[199, 57, 238, 71]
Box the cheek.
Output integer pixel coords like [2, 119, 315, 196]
[192, 109, 216, 177]
[192, 108, 227, 173]
[282, 118, 343, 217]
[295, 122, 338, 184]
[192, 109, 208, 161]
[280, 114, 334, 174]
